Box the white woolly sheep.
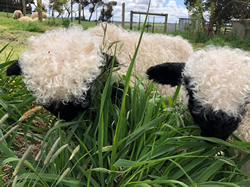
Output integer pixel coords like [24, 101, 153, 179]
[147, 46, 250, 141]
[32, 17, 46, 22]
[147, 46, 250, 173]
[87, 23, 193, 98]
[13, 10, 22, 19]
[6, 24, 193, 121]
[31, 12, 47, 19]
[19, 16, 32, 22]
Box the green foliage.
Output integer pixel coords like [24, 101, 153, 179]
[204, 34, 250, 51]
[184, 0, 250, 37]
[62, 19, 71, 28]
[49, 0, 70, 15]
[188, 0, 205, 32]
[169, 29, 250, 51]
[195, 31, 209, 43]
[23, 22, 44, 32]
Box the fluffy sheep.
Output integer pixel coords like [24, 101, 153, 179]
[13, 10, 22, 19]
[86, 24, 193, 99]
[6, 24, 193, 121]
[147, 46, 250, 141]
[32, 18, 46, 22]
[19, 16, 32, 22]
[31, 12, 47, 19]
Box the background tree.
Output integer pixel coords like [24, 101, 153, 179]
[64, 2, 72, 18]
[184, 0, 250, 37]
[88, 0, 102, 21]
[73, 0, 90, 21]
[49, 0, 70, 18]
[33, 2, 47, 12]
[98, 1, 117, 22]
[0, 0, 34, 14]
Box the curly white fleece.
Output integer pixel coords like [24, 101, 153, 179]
[183, 46, 250, 117]
[19, 26, 103, 105]
[88, 23, 193, 75]
[88, 23, 193, 98]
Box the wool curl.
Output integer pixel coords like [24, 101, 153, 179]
[183, 46, 250, 118]
[19, 26, 104, 105]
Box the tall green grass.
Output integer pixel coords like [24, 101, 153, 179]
[1, 18, 250, 187]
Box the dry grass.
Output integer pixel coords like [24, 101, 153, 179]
[0, 29, 39, 62]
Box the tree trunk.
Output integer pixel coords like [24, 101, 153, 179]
[89, 12, 93, 21]
[52, 5, 55, 25]
[57, 12, 62, 18]
[82, 7, 84, 20]
[37, 0, 42, 22]
[22, 0, 26, 16]
[78, 3, 81, 24]
[207, 0, 217, 37]
[207, 14, 215, 37]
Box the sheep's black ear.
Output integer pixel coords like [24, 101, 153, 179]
[6, 60, 22, 76]
[146, 62, 185, 87]
[103, 53, 119, 68]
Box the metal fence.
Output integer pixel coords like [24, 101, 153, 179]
[179, 18, 198, 31]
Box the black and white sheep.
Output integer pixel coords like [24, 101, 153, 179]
[6, 24, 193, 121]
[147, 46, 250, 141]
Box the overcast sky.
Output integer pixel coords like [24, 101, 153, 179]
[41, 0, 189, 23]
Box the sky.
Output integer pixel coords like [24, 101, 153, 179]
[110, 0, 189, 23]
[40, 0, 189, 23]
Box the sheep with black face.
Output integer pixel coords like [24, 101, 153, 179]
[6, 26, 110, 121]
[147, 46, 250, 141]
[6, 24, 193, 121]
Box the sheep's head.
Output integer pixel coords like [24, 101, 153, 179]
[147, 46, 250, 141]
[6, 26, 119, 121]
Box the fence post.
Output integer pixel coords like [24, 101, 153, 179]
[5, 0, 9, 18]
[122, 2, 125, 28]
[164, 14, 168, 33]
[78, 3, 81, 24]
[130, 11, 133, 30]
[71, 0, 73, 22]
[152, 16, 155, 33]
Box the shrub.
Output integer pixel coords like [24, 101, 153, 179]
[195, 31, 209, 43]
[62, 19, 71, 28]
[24, 22, 43, 32]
